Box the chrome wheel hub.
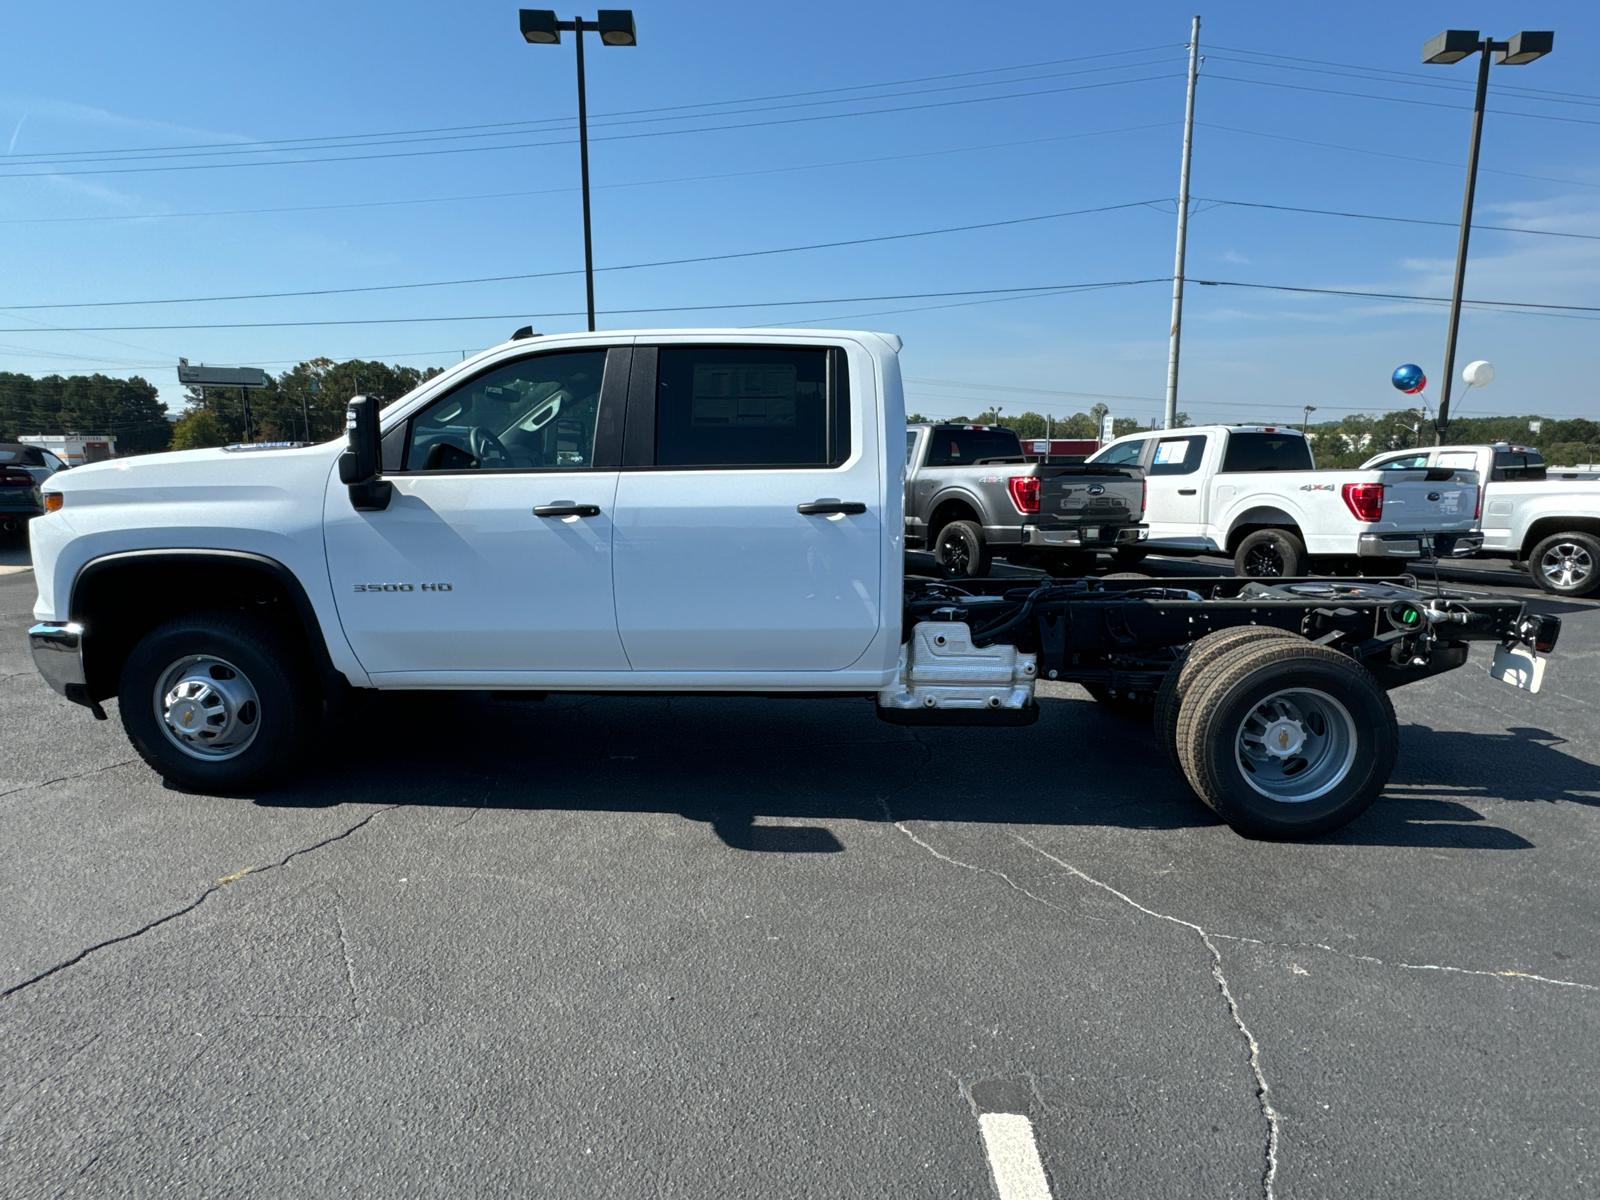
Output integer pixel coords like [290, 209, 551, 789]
[1236, 687, 1357, 803]
[154, 655, 261, 761]
[1540, 542, 1593, 591]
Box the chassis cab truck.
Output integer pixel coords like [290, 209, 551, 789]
[28, 329, 1560, 839]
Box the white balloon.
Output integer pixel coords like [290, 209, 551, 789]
[1463, 360, 1496, 387]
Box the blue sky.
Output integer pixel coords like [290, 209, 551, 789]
[1, 1, 1596, 426]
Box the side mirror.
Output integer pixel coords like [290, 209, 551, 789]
[338, 395, 392, 511]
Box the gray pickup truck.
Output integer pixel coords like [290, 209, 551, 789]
[904, 423, 1146, 577]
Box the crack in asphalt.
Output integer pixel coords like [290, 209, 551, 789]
[0, 758, 139, 802]
[880, 788, 1281, 1198]
[1, 805, 399, 1000]
[1009, 834, 1281, 1200]
[1208, 930, 1600, 993]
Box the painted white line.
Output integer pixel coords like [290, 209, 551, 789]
[978, 1111, 1053, 1200]
[0, 565, 33, 576]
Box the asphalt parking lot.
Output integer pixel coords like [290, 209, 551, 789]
[3, 543, 1598, 1199]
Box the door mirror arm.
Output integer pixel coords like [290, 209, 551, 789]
[338, 395, 393, 511]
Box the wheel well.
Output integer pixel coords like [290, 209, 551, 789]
[71, 552, 345, 705]
[1227, 521, 1304, 555]
[1521, 517, 1600, 559]
[928, 498, 981, 540]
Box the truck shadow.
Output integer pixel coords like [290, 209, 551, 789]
[247, 693, 1591, 853]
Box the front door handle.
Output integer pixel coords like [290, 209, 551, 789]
[534, 502, 601, 518]
[1177, 488, 1198, 495]
[798, 499, 867, 515]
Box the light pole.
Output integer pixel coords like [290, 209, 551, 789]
[519, 9, 637, 332]
[1422, 28, 1552, 445]
[1301, 405, 1316, 434]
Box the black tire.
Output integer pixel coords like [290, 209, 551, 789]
[119, 610, 317, 793]
[1234, 528, 1307, 578]
[1174, 640, 1397, 839]
[1528, 532, 1600, 597]
[1153, 625, 1303, 773]
[1111, 547, 1148, 569]
[1083, 682, 1155, 718]
[933, 519, 990, 578]
[1043, 552, 1095, 578]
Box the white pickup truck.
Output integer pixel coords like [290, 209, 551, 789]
[1088, 424, 1483, 577]
[25, 328, 1559, 839]
[1362, 443, 1600, 597]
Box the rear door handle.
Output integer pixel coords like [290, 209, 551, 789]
[798, 499, 867, 515]
[534, 502, 601, 518]
[1178, 488, 1197, 495]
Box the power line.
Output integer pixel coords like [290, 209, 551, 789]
[1192, 278, 1600, 316]
[1207, 44, 1600, 108]
[0, 121, 1176, 227]
[1205, 72, 1600, 128]
[1198, 197, 1600, 242]
[0, 280, 1171, 333]
[0, 201, 1165, 311]
[0, 55, 1185, 171]
[0, 43, 1179, 165]
[0, 71, 1184, 180]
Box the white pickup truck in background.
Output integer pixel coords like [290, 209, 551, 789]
[1362, 443, 1600, 596]
[1088, 424, 1482, 577]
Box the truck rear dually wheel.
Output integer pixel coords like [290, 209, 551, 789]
[1153, 625, 1303, 772]
[119, 610, 316, 793]
[1174, 640, 1396, 839]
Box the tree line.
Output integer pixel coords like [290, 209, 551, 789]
[0, 360, 444, 454]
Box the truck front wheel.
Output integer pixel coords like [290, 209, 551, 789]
[1175, 640, 1396, 839]
[934, 519, 991, 577]
[119, 610, 317, 793]
[1234, 528, 1306, 578]
[1529, 532, 1600, 597]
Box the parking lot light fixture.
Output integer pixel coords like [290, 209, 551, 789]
[1302, 405, 1316, 434]
[517, 10, 637, 332]
[1423, 28, 1553, 445]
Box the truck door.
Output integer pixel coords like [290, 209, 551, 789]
[611, 342, 881, 672]
[324, 347, 631, 677]
[1142, 433, 1210, 540]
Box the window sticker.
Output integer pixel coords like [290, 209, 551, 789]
[1154, 439, 1190, 465]
[691, 364, 798, 427]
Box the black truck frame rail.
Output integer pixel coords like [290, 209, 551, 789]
[904, 574, 1558, 699]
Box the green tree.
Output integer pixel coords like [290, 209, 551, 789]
[170, 408, 229, 450]
[0, 371, 172, 453]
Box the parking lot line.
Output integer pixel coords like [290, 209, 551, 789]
[977, 1112, 1053, 1200]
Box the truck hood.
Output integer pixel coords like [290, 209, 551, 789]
[46, 442, 344, 507]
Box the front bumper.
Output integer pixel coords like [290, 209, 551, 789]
[28, 622, 91, 705]
[1358, 531, 1483, 559]
[1023, 524, 1145, 549]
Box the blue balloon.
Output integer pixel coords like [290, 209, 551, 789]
[1392, 363, 1427, 394]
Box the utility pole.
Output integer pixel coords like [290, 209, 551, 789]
[1163, 15, 1201, 431]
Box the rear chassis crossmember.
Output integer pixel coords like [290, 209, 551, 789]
[902, 574, 1556, 700]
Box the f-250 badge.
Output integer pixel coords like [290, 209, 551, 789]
[353, 582, 454, 593]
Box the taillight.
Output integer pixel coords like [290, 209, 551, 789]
[1008, 476, 1040, 514]
[1, 469, 34, 487]
[1474, 484, 1482, 521]
[1342, 482, 1384, 522]
[1141, 478, 1147, 517]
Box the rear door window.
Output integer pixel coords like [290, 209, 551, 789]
[1149, 435, 1207, 476]
[1221, 432, 1314, 472]
[652, 346, 848, 468]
